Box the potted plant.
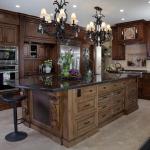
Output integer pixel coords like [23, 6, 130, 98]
[44, 59, 52, 73]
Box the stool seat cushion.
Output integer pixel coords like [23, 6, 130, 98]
[0, 95, 26, 104]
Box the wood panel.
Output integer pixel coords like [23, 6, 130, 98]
[0, 9, 19, 25]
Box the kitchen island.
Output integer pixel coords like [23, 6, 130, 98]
[9, 73, 138, 147]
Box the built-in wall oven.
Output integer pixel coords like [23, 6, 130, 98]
[0, 46, 18, 65]
[0, 46, 19, 91]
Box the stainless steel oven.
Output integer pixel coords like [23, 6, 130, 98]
[0, 65, 19, 91]
[0, 46, 18, 65]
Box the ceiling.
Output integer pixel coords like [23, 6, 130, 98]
[0, 0, 150, 27]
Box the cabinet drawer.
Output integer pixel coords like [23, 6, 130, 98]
[98, 84, 114, 96]
[113, 105, 124, 115]
[98, 109, 112, 123]
[98, 95, 112, 110]
[127, 88, 137, 99]
[77, 100, 95, 112]
[74, 86, 97, 101]
[76, 113, 97, 136]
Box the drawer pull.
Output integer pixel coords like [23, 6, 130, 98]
[103, 87, 106, 89]
[77, 89, 81, 97]
[84, 121, 90, 125]
[83, 104, 90, 108]
[103, 96, 108, 99]
[102, 105, 107, 109]
[102, 114, 106, 118]
[89, 90, 93, 92]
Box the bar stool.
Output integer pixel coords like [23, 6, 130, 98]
[0, 94, 28, 142]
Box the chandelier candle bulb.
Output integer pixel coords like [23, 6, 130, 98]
[101, 22, 106, 30]
[59, 9, 66, 20]
[45, 14, 51, 23]
[40, 8, 47, 18]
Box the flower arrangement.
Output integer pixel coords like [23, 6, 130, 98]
[44, 59, 52, 67]
[58, 50, 73, 77]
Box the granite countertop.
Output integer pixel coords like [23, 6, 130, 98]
[8, 73, 138, 92]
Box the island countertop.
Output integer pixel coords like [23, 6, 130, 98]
[8, 73, 138, 92]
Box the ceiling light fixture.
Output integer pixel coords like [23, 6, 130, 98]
[38, 0, 79, 41]
[16, 5, 20, 8]
[148, 1, 150, 3]
[120, 9, 124, 12]
[121, 18, 125, 21]
[73, 5, 77, 8]
[86, 7, 112, 46]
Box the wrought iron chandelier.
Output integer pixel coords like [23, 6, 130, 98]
[86, 7, 112, 46]
[38, 0, 79, 41]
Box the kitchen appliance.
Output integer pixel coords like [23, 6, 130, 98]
[0, 46, 19, 91]
[0, 64, 19, 91]
[0, 46, 18, 65]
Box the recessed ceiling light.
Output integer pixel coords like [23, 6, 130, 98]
[16, 5, 20, 8]
[120, 9, 124, 13]
[148, 1, 150, 3]
[121, 18, 125, 21]
[73, 5, 77, 8]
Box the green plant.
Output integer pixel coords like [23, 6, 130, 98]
[58, 50, 73, 77]
[44, 59, 52, 67]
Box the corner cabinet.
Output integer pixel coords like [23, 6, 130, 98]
[0, 23, 18, 45]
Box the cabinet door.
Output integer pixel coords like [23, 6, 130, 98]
[24, 60, 34, 76]
[25, 21, 50, 39]
[147, 23, 150, 58]
[141, 75, 150, 99]
[37, 45, 45, 59]
[33, 60, 43, 74]
[112, 41, 125, 60]
[0, 25, 4, 43]
[4, 25, 18, 45]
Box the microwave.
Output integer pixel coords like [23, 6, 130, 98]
[0, 46, 18, 65]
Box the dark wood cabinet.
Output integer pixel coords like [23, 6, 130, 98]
[146, 22, 150, 59]
[112, 41, 125, 60]
[138, 74, 150, 100]
[0, 23, 18, 45]
[112, 26, 125, 60]
[117, 20, 146, 43]
[24, 18, 56, 44]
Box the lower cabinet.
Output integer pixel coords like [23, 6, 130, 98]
[98, 83, 125, 127]
[138, 74, 150, 100]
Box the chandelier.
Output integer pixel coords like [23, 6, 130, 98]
[39, 0, 79, 41]
[86, 7, 112, 46]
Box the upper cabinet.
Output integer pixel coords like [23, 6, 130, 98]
[146, 22, 150, 59]
[112, 20, 147, 60]
[117, 20, 146, 44]
[24, 17, 56, 44]
[0, 23, 18, 45]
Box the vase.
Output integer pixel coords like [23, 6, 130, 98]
[45, 65, 51, 74]
[62, 66, 70, 77]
